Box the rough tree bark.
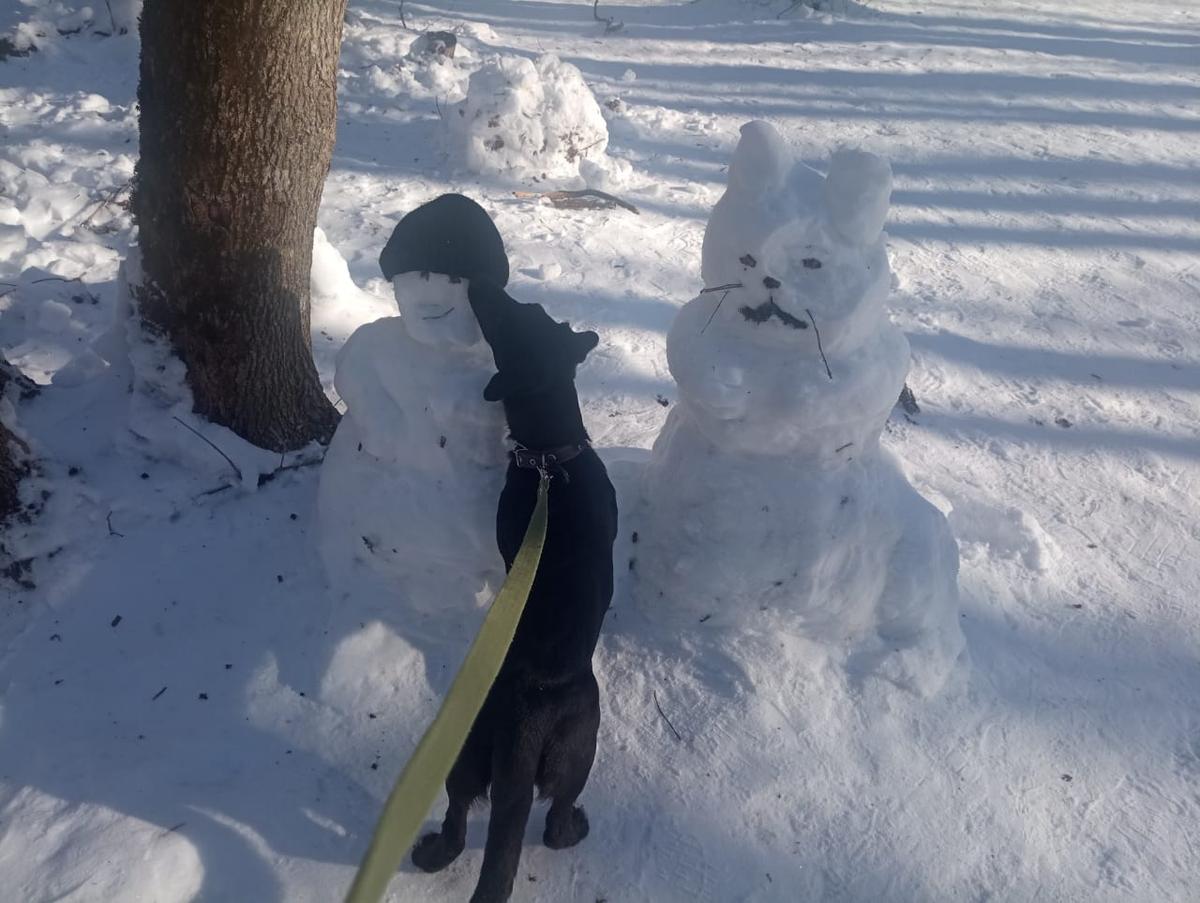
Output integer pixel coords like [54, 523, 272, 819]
[1, 356, 36, 525]
[133, 0, 347, 451]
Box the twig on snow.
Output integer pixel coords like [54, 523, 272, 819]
[398, 0, 408, 30]
[653, 690, 683, 742]
[699, 282, 743, 294]
[513, 189, 639, 215]
[191, 450, 325, 499]
[805, 308, 833, 380]
[256, 455, 325, 488]
[194, 484, 235, 500]
[171, 416, 244, 482]
[30, 275, 84, 285]
[593, 0, 624, 33]
[701, 290, 730, 335]
[75, 179, 133, 232]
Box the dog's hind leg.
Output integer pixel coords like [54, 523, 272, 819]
[470, 726, 541, 903]
[412, 727, 490, 873]
[540, 673, 600, 850]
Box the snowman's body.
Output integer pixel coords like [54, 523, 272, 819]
[636, 122, 962, 693]
[317, 272, 508, 626]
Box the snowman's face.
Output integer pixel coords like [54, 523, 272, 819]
[393, 272, 481, 349]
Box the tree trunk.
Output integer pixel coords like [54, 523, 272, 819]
[133, 0, 346, 451]
[1, 356, 36, 525]
[0, 420, 22, 523]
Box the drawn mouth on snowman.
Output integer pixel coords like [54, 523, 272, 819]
[418, 305, 456, 320]
[739, 299, 808, 330]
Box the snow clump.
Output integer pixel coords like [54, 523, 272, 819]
[449, 53, 610, 183]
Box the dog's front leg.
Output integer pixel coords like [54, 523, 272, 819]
[470, 736, 539, 903]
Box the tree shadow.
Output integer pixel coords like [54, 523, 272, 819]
[919, 406, 1200, 463]
[909, 330, 1200, 393]
[390, 0, 1200, 73]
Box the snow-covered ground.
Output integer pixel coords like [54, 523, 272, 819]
[2, 0, 1199, 900]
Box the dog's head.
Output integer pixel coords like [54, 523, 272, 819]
[467, 281, 599, 403]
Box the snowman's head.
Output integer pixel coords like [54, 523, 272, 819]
[380, 193, 510, 349]
[466, 280, 598, 404]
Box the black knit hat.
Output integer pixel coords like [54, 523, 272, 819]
[378, 193, 510, 286]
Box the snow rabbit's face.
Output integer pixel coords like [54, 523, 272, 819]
[666, 122, 903, 456]
[699, 124, 894, 359]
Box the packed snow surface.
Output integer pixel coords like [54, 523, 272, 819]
[2, 0, 1199, 901]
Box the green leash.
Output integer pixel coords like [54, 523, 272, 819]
[344, 472, 551, 903]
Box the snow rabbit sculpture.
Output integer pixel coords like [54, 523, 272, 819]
[635, 121, 964, 695]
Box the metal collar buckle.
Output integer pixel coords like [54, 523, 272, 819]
[512, 444, 583, 483]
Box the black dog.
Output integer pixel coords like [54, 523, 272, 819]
[411, 280, 617, 903]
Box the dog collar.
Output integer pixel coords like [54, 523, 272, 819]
[511, 443, 586, 480]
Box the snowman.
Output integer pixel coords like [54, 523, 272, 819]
[316, 195, 511, 631]
[635, 122, 963, 695]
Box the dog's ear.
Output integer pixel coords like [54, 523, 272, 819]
[572, 329, 600, 363]
[483, 372, 509, 402]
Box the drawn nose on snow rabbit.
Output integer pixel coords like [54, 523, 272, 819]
[467, 280, 599, 401]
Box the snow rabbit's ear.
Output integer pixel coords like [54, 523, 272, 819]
[727, 120, 792, 199]
[823, 148, 893, 245]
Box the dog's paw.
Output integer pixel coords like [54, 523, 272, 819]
[411, 831, 464, 872]
[543, 805, 589, 849]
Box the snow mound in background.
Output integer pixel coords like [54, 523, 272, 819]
[316, 272, 507, 626]
[367, 32, 481, 105]
[310, 226, 372, 307]
[635, 121, 963, 695]
[448, 53, 611, 184]
[1, 1, 141, 51]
